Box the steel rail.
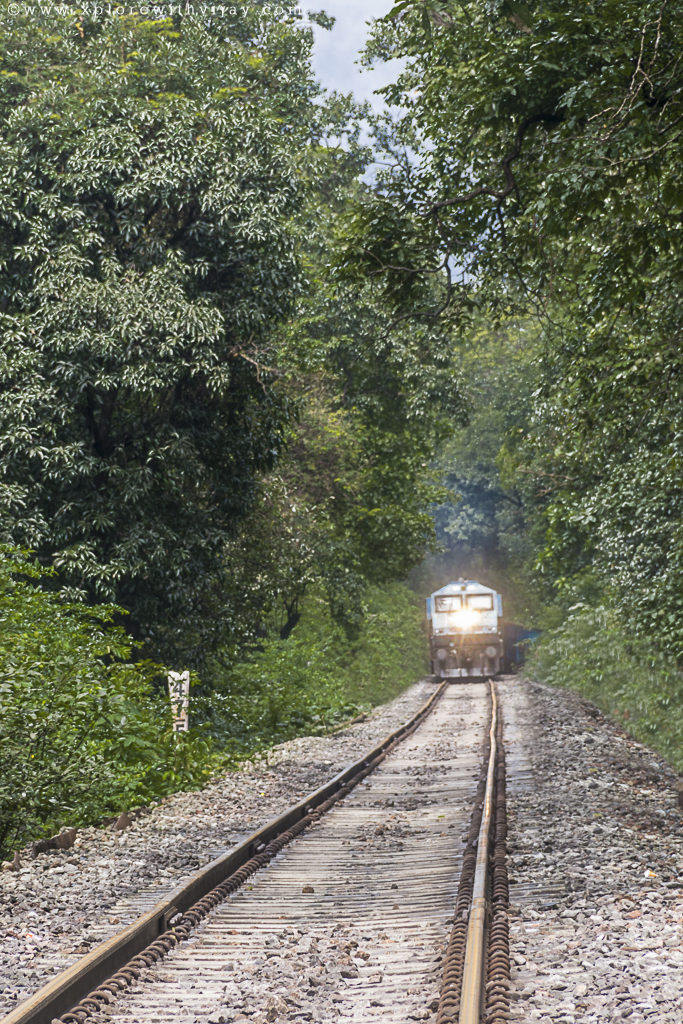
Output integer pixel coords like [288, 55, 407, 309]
[2, 681, 448, 1024]
[486, 699, 511, 1024]
[458, 680, 498, 1024]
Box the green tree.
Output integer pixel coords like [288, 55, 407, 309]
[345, 0, 683, 654]
[0, 7, 328, 664]
[216, 87, 468, 642]
[418, 320, 543, 625]
[0, 547, 209, 860]
[0, 5, 467, 663]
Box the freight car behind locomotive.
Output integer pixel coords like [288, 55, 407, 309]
[426, 579, 503, 679]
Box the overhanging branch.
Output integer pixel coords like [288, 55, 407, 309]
[423, 112, 562, 217]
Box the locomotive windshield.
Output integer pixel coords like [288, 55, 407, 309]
[466, 594, 494, 610]
[435, 595, 462, 612]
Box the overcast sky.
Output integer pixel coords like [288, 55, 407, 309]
[308, 1, 401, 109]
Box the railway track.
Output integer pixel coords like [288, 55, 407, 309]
[3, 680, 510, 1024]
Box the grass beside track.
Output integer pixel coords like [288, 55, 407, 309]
[0, 563, 428, 862]
[204, 582, 429, 766]
[526, 605, 683, 773]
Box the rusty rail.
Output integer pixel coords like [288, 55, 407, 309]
[458, 682, 498, 1024]
[437, 680, 510, 1024]
[486, 697, 511, 1024]
[2, 681, 448, 1024]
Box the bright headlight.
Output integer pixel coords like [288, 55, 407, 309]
[450, 609, 479, 630]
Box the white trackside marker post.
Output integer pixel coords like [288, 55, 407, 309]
[168, 670, 191, 735]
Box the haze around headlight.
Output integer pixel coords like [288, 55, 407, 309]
[449, 608, 479, 630]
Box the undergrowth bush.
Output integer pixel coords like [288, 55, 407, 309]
[0, 548, 212, 859]
[206, 583, 428, 762]
[0, 551, 428, 858]
[527, 602, 682, 772]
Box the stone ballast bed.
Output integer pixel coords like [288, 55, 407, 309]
[1, 677, 680, 1023]
[501, 679, 681, 1024]
[0, 679, 436, 1016]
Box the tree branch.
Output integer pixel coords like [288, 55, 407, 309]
[423, 112, 562, 216]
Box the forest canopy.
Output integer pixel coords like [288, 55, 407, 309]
[0, 3, 462, 666]
[348, 0, 683, 660]
[0, 0, 681, 855]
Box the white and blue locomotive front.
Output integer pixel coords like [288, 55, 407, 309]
[426, 580, 503, 679]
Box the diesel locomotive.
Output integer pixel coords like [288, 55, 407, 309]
[426, 579, 503, 679]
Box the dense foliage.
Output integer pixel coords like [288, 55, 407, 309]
[527, 604, 683, 773]
[268, 289, 463, 637]
[205, 583, 428, 760]
[0, 5, 463, 666]
[348, 0, 682, 658]
[0, 548, 211, 860]
[0, 6, 457, 852]
[0, 7, 316, 663]
[412, 320, 544, 626]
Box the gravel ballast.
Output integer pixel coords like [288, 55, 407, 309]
[84, 683, 488, 1024]
[501, 678, 682, 1024]
[0, 679, 436, 1016]
[1, 676, 681, 1023]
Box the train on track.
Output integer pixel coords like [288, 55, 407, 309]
[426, 579, 504, 680]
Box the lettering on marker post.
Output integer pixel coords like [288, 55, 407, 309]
[168, 670, 191, 734]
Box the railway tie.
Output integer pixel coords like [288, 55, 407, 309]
[3, 680, 511, 1024]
